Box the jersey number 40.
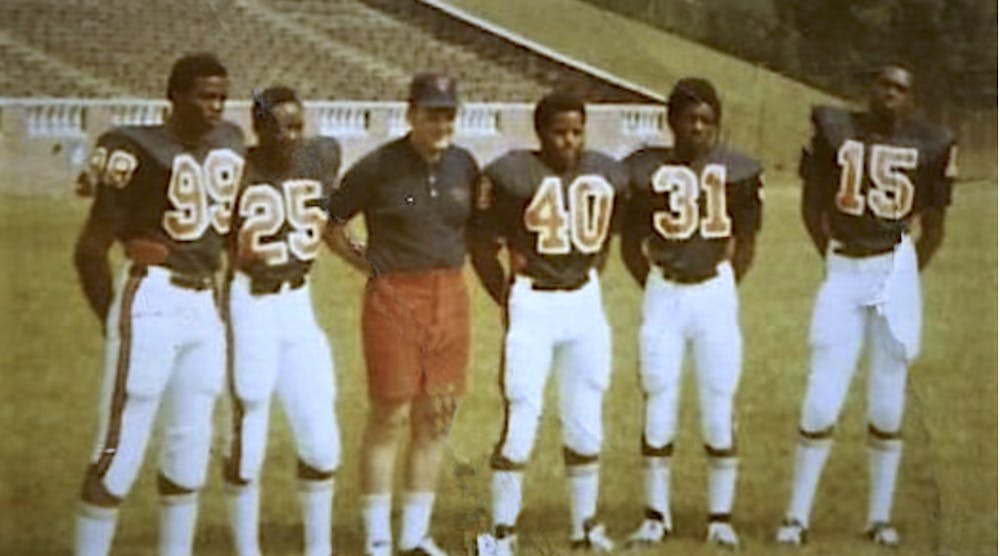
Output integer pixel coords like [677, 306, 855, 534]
[651, 164, 732, 240]
[163, 149, 244, 241]
[835, 140, 917, 220]
[238, 180, 327, 265]
[524, 175, 614, 255]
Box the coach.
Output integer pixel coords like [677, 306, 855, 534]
[326, 73, 479, 556]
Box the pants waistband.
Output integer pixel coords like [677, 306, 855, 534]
[235, 271, 307, 296]
[130, 264, 215, 291]
[654, 264, 718, 285]
[832, 243, 898, 259]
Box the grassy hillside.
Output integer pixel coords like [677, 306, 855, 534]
[0, 176, 995, 554]
[433, 0, 844, 176]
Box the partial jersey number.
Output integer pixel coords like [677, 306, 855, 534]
[524, 175, 615, 255]
[239, 179, 328, 265]
[835, 140, 917, 220]
[163, 149, 244, 241]
[651, 164, 731, 240]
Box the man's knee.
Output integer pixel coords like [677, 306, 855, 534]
[366, 400, 411, 442]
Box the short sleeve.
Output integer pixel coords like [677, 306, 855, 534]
[327, 154, 371, 224]
[729, 174, 764, 236]
[86, 132, 141, 226]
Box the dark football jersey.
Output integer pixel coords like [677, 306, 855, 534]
[624, 145, 762, 279]
[88, 122, 245, 275]
[234, 136, 341, 283]
[477, 150, 629, 288]
[801, 106, 956, 253]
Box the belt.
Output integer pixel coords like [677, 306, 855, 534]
[657, 265, 718, 285]
[249, 275, 306, 296]
[833, 244, 897, 258]
[527, 275, 590, 292]
[169, 273, 215, 291]
[129, 264, 214, 291]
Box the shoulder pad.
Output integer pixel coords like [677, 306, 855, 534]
[486, 149, 531, 179]
[910, 119, 955, 155]
[622, 146, 668, 166]
[811, 105, 856, 149]
[581, 150, 629, 191]
[710, 147, 761, 183]
[305, 136, 341, 162]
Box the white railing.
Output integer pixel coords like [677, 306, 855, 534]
[314, 102, 371, 137]
[620, 105, 666, 136]
[110, 100, 168, 127]
[23, 100, 88, 137]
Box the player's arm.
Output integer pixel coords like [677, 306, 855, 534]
[914, 140, 956, 270]
[468, 175, 507, 305]
[620, 187, 650, 287]
[73, 195, 119, 326]
[915, 207, 945, 270]
[730, 174, 764, 282]
[799, 139, 832, 257]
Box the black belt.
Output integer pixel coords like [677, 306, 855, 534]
[528, 275, 589, 292]
[249, 275, 306, 295]
[169, 273, 215, 291]
[658, 265, 718, 284]
[129, 264, 214, 291]
[833, 244, 896, 258]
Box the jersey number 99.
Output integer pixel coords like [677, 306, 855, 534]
[238, 180, 328, 266]
[163, 149, 244, 241]
[524, 175, 614, 255]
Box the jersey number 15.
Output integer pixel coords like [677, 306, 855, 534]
[835, 140, 918, 220]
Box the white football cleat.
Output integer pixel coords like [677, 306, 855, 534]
[706, 520, 740, 549]
[866, 522, 900, 547]
[476, 531, 516, 556]
[570, 520, 614, 552]
[625, 518, 672, 546]
[776, 518, 808, 545]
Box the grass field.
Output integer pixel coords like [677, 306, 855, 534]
[0, 176, 995, 555]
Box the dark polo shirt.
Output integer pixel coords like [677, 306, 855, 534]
[328, 136, 479, 274]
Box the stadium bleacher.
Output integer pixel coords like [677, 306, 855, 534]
[0, 0, 649, 102]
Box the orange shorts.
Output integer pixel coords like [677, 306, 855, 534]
[362, 268, 471, 401]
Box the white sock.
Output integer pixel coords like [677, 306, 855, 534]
[399, 491, 435, 550]
[867, 437, 903, 525]
[707, 456, 738, 517]
[226, 483, 261, 556]
[299, 478, 334, 556]
[567, 463, 599, 539]
[74, 503, 118, 556]
[362, 493, 392, 549]
[786, 436, 833, 527]
[491, 470, 523, 529]
[643, 456, 672, 526]
[159, 492, 199, 556]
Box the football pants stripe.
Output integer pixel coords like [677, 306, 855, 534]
[222, 290, 248, 485]
[94, 266, 146, 478]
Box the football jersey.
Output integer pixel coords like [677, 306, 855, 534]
[624, 145, 762, 279]
[88, 123, 246, 275]
[801, 106, 956, 253]
[234, 137, 341, 283]
[477, 150, 629, 288]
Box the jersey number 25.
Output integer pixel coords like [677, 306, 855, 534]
[238, 180, 327, 265]
[524, 175, 614, 255]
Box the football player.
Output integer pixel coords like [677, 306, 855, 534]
[776, 64, 956, 547]
[620, 77, 763, 549]
[72, 53, 244, 556]
[471, 91, 629, 555]
[326, 73, 480, 556]
[222, 86, 342, 556]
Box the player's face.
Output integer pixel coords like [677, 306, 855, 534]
[539, 110, 585, 171]
[408, 106, 457, 157]
[672, 101, 717, 157]
[171, 75, 229, 132]
[870, 67, 912, 121]
[260, 100, 304, 155]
